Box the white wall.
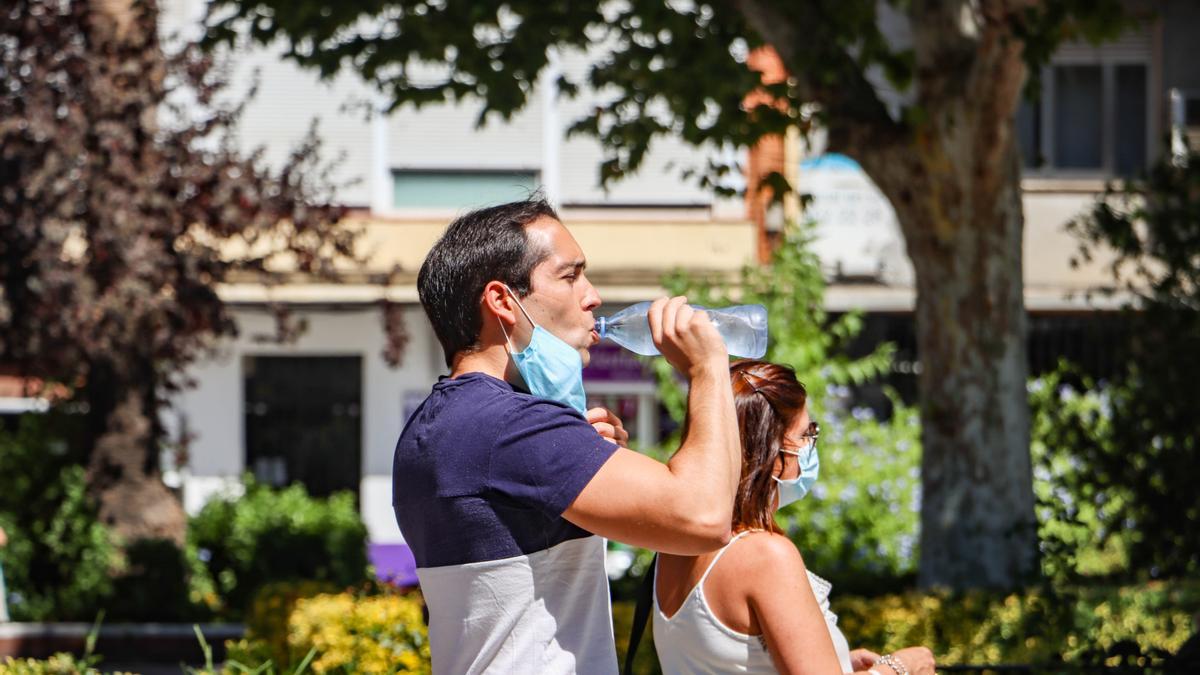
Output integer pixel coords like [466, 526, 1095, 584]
[160, 0, 380, 208]
[172, 305, 445, 545]
[388, 95, 544, 172]
[160, 0, 744, 218]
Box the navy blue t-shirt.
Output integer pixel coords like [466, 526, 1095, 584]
[391, 372, 619, 568]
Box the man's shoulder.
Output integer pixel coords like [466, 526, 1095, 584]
[400, 373, 587, 447]
[432, 372, 582, 422]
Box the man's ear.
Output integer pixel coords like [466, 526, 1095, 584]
[481, 281, 518, 329]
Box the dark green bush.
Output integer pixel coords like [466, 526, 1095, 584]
[0, 414, 116, 621]
[106, 537, 209, 622]
[188, 476, 370, 616]
[1065, 145, 1200, 579]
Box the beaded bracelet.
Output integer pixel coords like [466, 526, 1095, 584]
[875, 653, 909, 675]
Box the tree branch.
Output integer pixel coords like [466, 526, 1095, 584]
[730, 0, 905, 153]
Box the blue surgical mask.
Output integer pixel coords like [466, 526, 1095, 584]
[773, 442, 819, 508]
[499, 287, 588, 415]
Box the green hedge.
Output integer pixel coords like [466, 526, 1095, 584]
[0, 415, 116, 622]
[615, 581, 1200, 674]
[188, 477, 370, 617]
[835, 582, 1199, 667]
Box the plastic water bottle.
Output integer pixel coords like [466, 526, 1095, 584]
[596, 302, 768, 358]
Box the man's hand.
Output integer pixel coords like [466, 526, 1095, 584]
[587, 407, 629, 448]
[0, 526, 7, 547]
[647, 296, 728, 380]
[850, 648, 882, 671]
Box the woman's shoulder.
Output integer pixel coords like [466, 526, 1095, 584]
[705, 530, 812, 624]
[726, 530, 809, 575]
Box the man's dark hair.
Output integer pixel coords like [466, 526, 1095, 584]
[418, 197, 559, 367]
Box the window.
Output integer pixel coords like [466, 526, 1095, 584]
[392, 170, 539, 209]
[244, 356, 362, 498]
[1114, 65, 1148, 175]
[1170, 88, 1200, 158]
[1053, 65, 1104, 169]
[1018, 62, 1149, 176]
[1188, 97, 1200, 128]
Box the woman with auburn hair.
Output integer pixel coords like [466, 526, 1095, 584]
[651, 360, 935, 675]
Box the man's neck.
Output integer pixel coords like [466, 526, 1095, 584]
[451, 344, 518, 384]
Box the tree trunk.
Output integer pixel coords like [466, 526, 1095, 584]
[861, 35, 1038, 589]
[733, 0, 1043, 588]
[80, 0, 187, 546]
[84, 362, 187, 546]
[884, 155, 1036, 589]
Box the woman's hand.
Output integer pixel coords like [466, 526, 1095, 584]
[850, 648, 881, 671]
[587, 407, 629, 448]
[889, 646, 936, 675]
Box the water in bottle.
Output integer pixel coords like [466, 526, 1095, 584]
[595, 302, 768, 358]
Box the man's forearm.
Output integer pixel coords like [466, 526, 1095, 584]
[669, 365, 740, 514]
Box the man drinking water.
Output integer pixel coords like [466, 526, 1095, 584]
[392, 197, 740, 674]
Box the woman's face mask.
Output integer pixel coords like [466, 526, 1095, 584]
[498, 285, 588, 415]
[773, 422, 820, 508]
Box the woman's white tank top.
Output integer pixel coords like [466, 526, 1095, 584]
[652, 531, 854, 674]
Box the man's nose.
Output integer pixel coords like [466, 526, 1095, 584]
[581, 277, 601, 312]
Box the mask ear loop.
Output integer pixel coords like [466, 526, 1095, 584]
[496, 284, 536, 354]
[504, 285, 537, 326]
[496, 314, 516, 354]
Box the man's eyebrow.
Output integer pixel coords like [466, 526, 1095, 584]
[555, 259, 587, 273]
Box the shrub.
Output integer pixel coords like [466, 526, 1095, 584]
[780, 394, 921, 593]
[0, 654, 103, 675]
[1028, 367, 1132, 584]
[1068, 144, 1200, 579]
[0, 414, 116, 621]
[0, 615, 111, 675]
[226, 585, 431, 674]
[289, 592, 430, 674]
[188, 477, 370, 616]
[225, 580, 340, 670]
[107, 537, 210, 622]
[613, 581, 1199, 673]
[833, 581, 1200, 668]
